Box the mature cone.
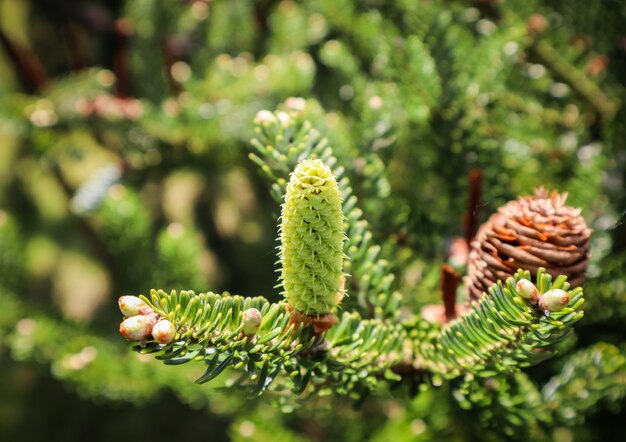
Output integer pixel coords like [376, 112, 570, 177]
[465, 188, 591, 302]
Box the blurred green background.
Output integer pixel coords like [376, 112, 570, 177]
[0, 0, 625, 441]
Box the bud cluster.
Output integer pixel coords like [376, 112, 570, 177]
[515, 279, 569, 314]
[118, 296, 177, 344]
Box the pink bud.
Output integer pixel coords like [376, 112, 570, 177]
[120, 315, 155, 341]
[242, 308, 262, 335]
[516, 279, 539, 304]
[118, 296, 152, 317]
[254, 110, 276, 125]
[284, 97, 306, 112]
[151, 320, 177, 345]
[538, 289, 569, 312]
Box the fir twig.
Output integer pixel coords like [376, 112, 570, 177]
[531, 40, 618, 121]
[415, 269, 584, 378]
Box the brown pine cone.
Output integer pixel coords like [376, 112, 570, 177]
[465, 188, 591, 303]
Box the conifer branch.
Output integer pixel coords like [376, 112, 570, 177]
[414, 269, 584, 378]
[542, 343, 626, 425]
[116, 112, 587, 398]
[119, 269, 584, 396]
[123, 289, 408, 397]
[453, 371, 548, 439]
[250, 107, 402, 320]
[531, 40, 618, 121]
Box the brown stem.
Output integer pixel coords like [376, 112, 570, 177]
[287, 307, 338, 335]
[0, 28, 48, 93]
[112, 18, 133, 98]
[441, 263, 461, 322]
[464, 169, 483, 245]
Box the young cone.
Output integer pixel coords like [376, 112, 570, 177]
[280, 159, 345, 317]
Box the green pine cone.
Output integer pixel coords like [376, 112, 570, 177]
[280, 159, 345, 316]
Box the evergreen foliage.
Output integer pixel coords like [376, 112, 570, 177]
[0, 0, 625, 441]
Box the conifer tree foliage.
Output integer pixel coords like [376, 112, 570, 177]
[115, 110, 587, 402]
[1, 0, 625, 441]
